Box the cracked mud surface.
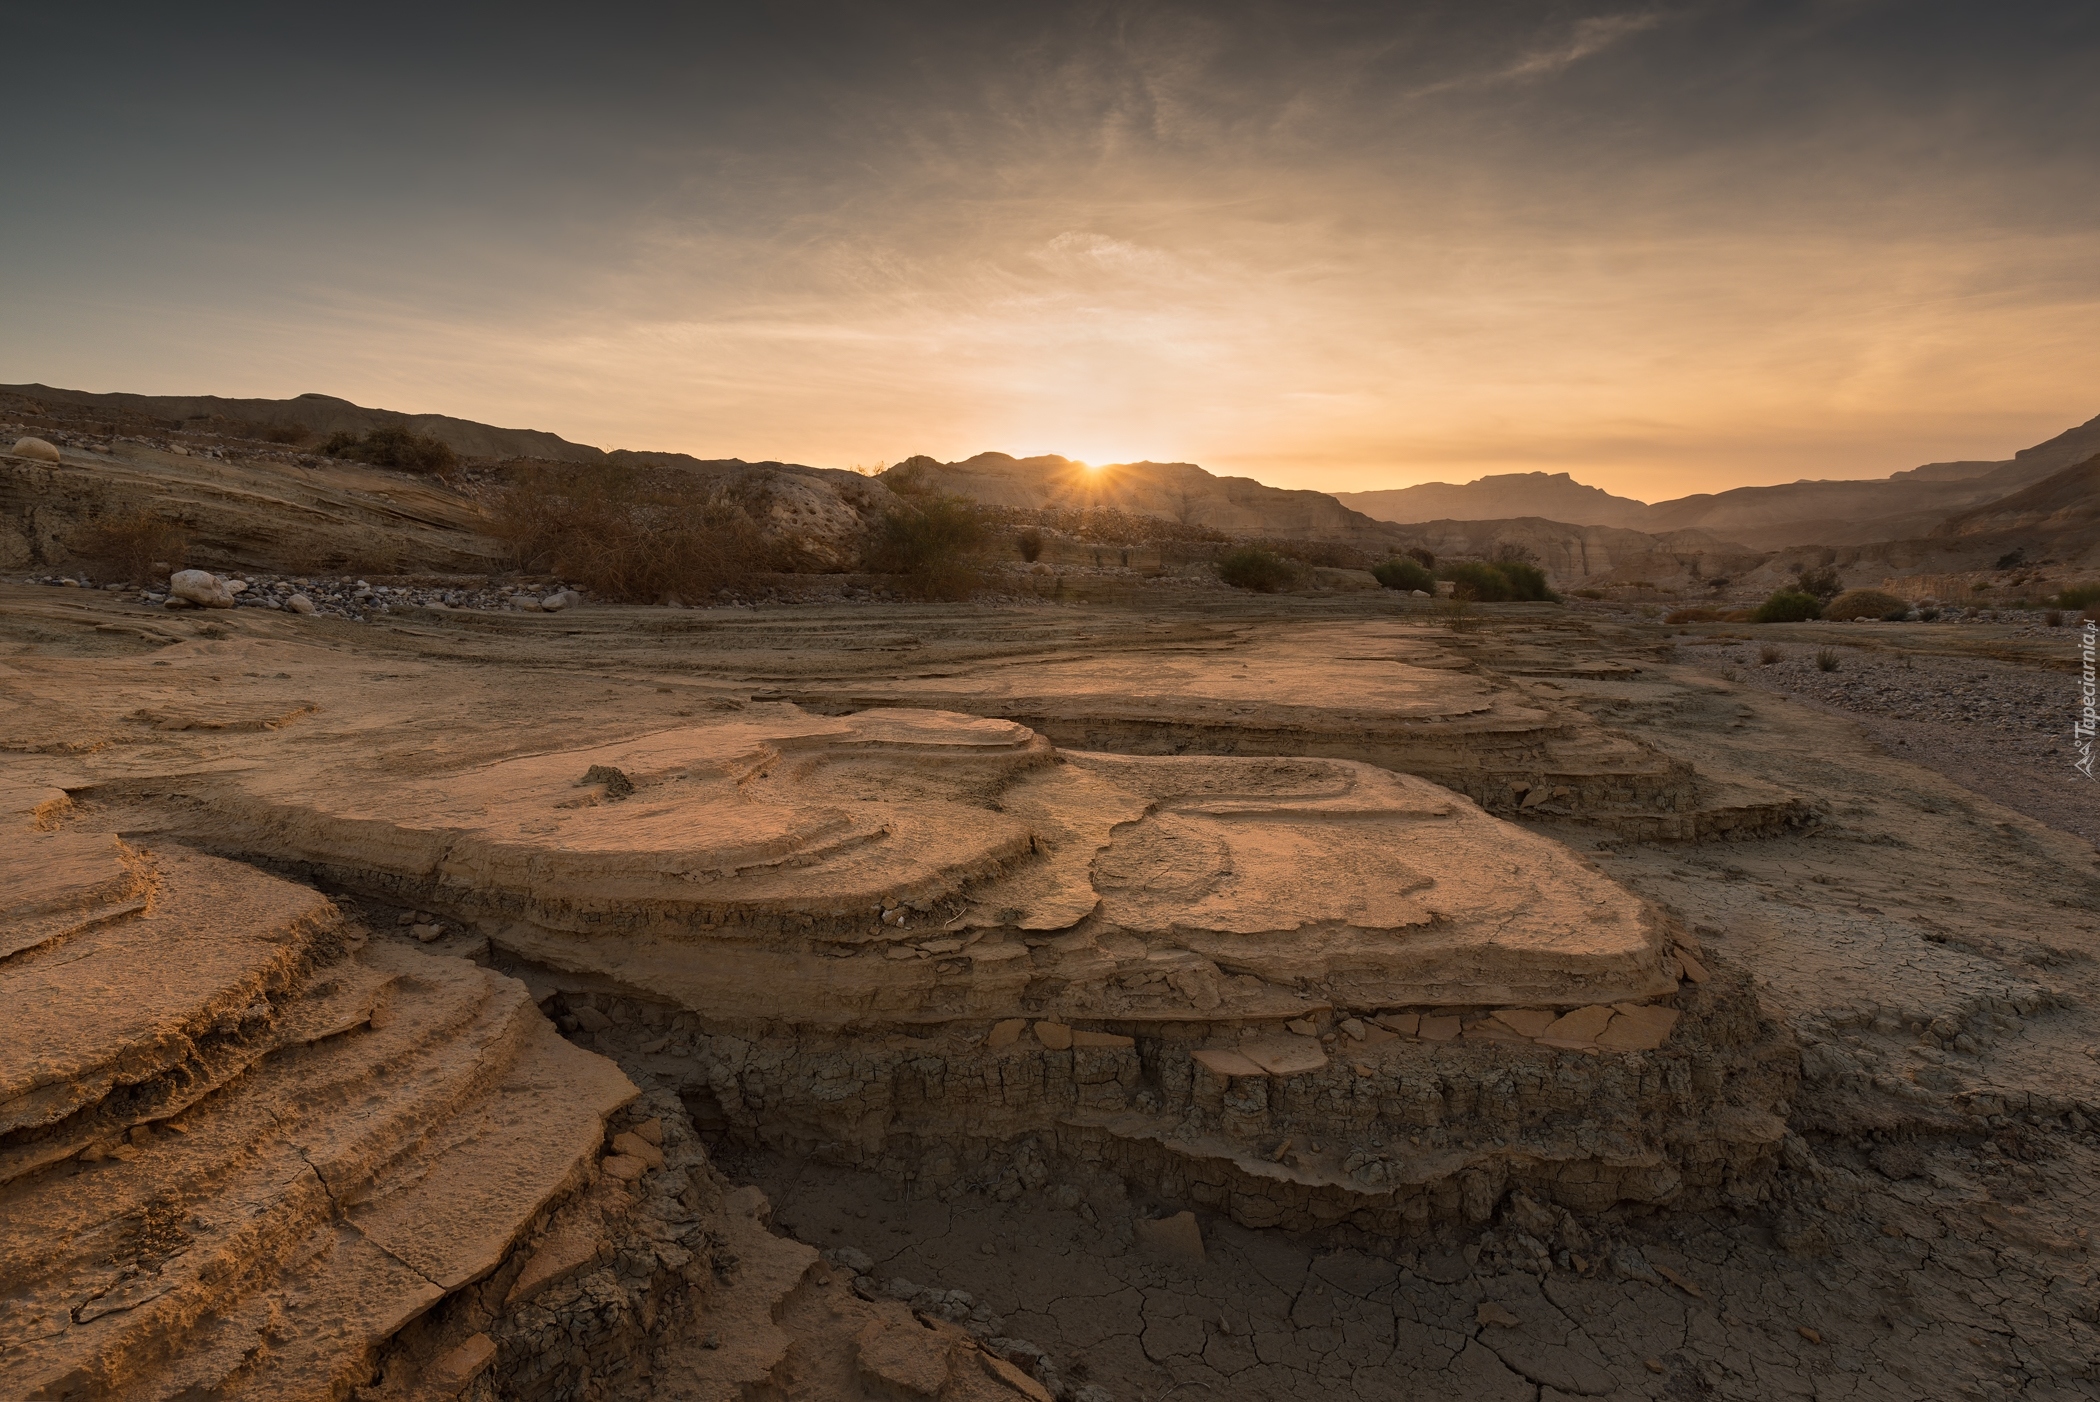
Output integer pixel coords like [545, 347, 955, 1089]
[737, 1133, 2098, 1401]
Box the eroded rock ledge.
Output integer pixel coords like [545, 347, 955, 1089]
[116, 702, 1795, 1233]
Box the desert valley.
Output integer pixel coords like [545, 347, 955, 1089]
[3, 382, 2099, 1402]
[8, 6, 2100, 1400]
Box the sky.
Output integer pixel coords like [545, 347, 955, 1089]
[4, 1, 2098, 501]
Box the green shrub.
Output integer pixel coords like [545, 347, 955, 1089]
[1495, 561, 1558, 601]
[867, 495, 987, 599]
[1754, 589, 1823, 623]
[1371, 557, 1434, 592]
[321, 427, 458, 474]
[1823, 588, 1908, 621]
[1441, 561, 1502, 600]
[2056, 581, 2100, 610]
[1439, 559, 1559, 603]
[1216, 546, 1294, 592]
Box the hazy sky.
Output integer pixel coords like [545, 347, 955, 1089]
[5, 2, 2097, 499]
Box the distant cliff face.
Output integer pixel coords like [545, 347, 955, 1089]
[881, 452, 1405, 545]
[1928, 453, 2100, 562]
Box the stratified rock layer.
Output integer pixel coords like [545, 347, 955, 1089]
[0, 837, 635, 1400]
[0, 615, 1799, 1259]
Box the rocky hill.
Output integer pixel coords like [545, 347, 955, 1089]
[882, 452, 1405, 547]
[1, 383, 608, 463]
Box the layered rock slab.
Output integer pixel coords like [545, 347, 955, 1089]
[0, 842, 635, 1401]
[157, 708, 1679, 1019]
[768, 620, 1726, 829]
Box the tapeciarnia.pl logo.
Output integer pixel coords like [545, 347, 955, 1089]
[2077, 619, 2097, 779]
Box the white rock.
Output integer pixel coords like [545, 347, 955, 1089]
[169, 569, 236, 609]
[285, 594, 317, 615]
[225, 579, 248, 594]
[11, 436, 61, 463]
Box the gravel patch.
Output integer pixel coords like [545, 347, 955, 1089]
[1693, 636, 2099, 850]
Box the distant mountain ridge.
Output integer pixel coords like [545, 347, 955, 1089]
[1335, 473, 1652, 530]
[1338, 412, 2100, 550]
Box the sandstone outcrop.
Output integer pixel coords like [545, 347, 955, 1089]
[0, 606, 1798, 1247]
[0, 819, 637, 1398]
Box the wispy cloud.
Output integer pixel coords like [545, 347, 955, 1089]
[1409, 10, 1668, 97]
[1500, 12, 1666, 81]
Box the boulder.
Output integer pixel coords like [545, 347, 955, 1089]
[11, 436, 61, 463]
[169, 569, 236, 609]
[286, 594, 317, 615]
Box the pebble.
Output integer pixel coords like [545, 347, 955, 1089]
[21, 569, 592, 622]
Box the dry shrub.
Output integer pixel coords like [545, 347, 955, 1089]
[66, 509, 187, 582]
[1015, 527, 1045, 563]
[490, 464, 769, 602]
[1795, 564, 1843, 601]
[1816, 648, 1841, 672]
[1758, 643, 1783, 665]
[866, 494, 987, 599]
[322, 427, 458, 475]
